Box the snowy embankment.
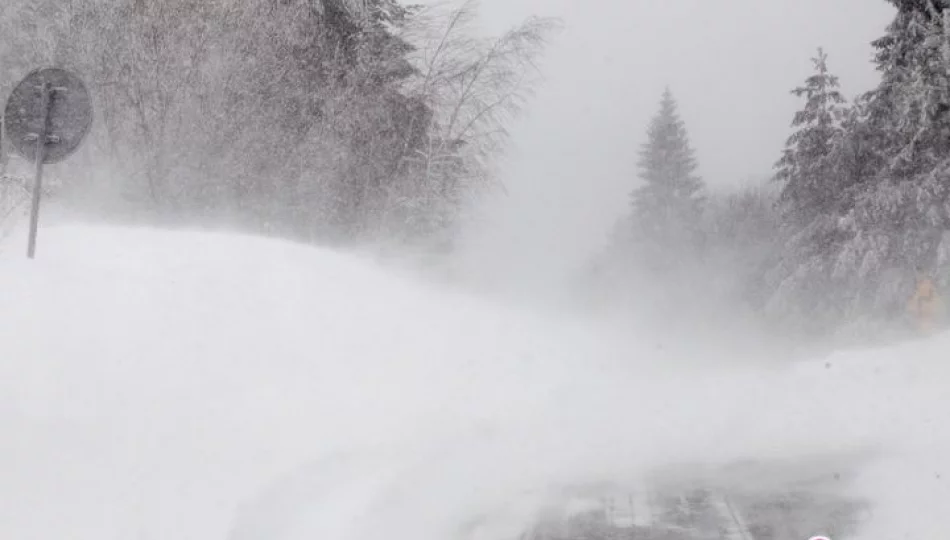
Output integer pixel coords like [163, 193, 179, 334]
[0, 224, 947, 540]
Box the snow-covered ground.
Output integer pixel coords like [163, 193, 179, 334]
[0, 224, 947, 540]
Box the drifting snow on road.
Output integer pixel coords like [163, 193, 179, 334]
[0, 225, 948, 540]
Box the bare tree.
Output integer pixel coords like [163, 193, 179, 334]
[382, 0, 560, 243]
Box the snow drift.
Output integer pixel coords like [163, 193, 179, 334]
[0, 224, 947, 540]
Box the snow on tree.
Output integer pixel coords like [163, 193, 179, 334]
[382, 0, 558, 250]
[866, 0, 950, 178]
[584, 0, 950, 341]
[774, 48, 847, 226]
[829, 0, 950, 331]
[0, 0, 553, 252]
[763, 49, 852, 337]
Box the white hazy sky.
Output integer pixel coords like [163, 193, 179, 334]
[455, 0, 897, 301]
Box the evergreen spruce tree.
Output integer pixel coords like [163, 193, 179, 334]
[594, 88, 708, 321]
[764, 49, 851, 336]
[867, 0, 950, 178]
[628, 88, 705, 273]
[774, 48, 846, 226]
[831, 0, 950, 329]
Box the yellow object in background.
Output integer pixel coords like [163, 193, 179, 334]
[907, 276, 943, 333]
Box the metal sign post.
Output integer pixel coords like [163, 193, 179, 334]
[0, 114, 5, 171]
[26, 83, 52, 258]
[4, 68, 92, 258]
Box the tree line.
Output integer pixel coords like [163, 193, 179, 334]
[588, 0, 950, 345]
[0, 0, 556, 250]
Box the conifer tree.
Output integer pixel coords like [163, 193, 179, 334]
[832, 0, 950, 326]
[764, 49, 850, 336]
[774, 1, 950, 335]
[868, 0, 950, 178]
[629, 88, 705, 269]
[774, 48, 846, 226]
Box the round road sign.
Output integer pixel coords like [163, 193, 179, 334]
[4, 67, 93, 164]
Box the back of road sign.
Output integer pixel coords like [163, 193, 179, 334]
[4, 67, 93, 164]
